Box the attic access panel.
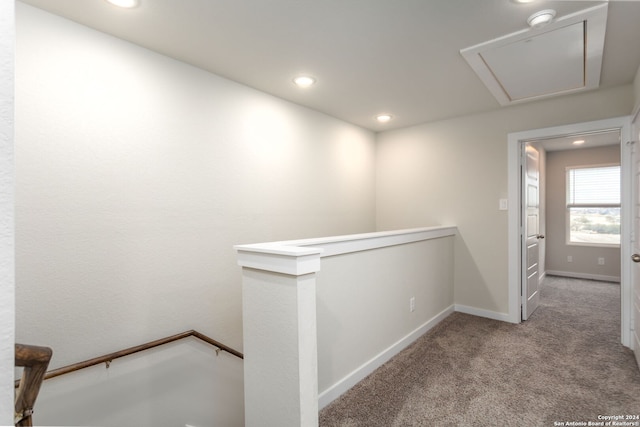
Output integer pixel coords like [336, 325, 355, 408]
[460, 4, 607, 106]
[481, 22, 584, 101]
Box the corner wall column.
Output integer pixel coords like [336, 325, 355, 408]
[0, 1, 15, 424]
[236, 245, 322, 427]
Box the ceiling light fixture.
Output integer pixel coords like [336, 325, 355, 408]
[376, 114, 393, 123]
[527, 9, 556, 28]
[293, 76, 316, 88]
[105, 0, 140, 8]
[511, 0, 536, 4]
[572, 140, 585, 146]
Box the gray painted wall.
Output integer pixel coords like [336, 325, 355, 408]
[376, 86, 632, 316]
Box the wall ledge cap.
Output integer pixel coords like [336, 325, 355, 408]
[235, 226, 457, 274]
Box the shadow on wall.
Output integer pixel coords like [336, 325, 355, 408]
[31, 338, 244, 427]
[454, 233, 506, 316]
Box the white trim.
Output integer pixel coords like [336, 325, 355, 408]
[235, 249, 322, 276]
[621, 121, 633, 348]
[298, 226, 457, 257]
[545, 270, 620, 283]
[566, 242, 621, 249]
[235, 226, 457, 274]
[508, 138, 522, 324]
[454, 305, 511, 323]
[317, 305, 454, 409]
[237, 226, 457, 259]
[508, 116, 633, 347]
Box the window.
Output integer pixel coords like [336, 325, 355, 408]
[566, 164, 620, 246]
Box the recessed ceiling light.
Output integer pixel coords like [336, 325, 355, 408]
[293, 76, 316, 88]
[105, 0, 140, 8]
[511, 0, 536, 4]
[527, 9, 556, 28]
[572, 140, 585, 145]
[376, 114, 393, 123]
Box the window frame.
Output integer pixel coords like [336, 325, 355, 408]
[565, 163, 621, 248]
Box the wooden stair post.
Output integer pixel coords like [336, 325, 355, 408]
[14, 343, 53, 427]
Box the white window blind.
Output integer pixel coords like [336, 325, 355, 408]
[567, 165, 620, 206]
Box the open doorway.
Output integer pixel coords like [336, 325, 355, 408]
[541, 131, 621, 281]
[507, 116, 634, 348]
[522, 132, 621, 320]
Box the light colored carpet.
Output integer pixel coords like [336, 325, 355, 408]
[319, 276, 640, 426]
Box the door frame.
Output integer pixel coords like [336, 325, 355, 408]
[631, 106, 640, 357]
[507, 116, 633, 348]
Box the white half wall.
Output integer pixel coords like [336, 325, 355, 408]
[236, 226, 457, 413]
[316, 234, 455, 405]
[15, 2, 375, 376]
[0, 1, 15, 424]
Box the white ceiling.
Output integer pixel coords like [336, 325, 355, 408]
[536, 129, 621, 152]
[16, 0, 640, 131]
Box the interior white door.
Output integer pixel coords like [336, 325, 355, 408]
[631, 122, 640, 367]
[523, 144, 542, 320]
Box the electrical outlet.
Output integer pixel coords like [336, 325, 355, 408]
[567, 255, 573, 263]
[598, 257, 605, 265]
[410, 297, 415, 312]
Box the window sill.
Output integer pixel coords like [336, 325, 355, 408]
[566, 241, 621, 249]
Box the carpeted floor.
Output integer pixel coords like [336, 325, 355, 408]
[319, 276, 640, 426]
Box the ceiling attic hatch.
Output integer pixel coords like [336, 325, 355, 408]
[460, 4, 607, 106]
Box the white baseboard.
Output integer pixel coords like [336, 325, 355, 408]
[317, 304, 454, 409]
[454, 304, 511, 322]
[545, 270, 620, 283]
